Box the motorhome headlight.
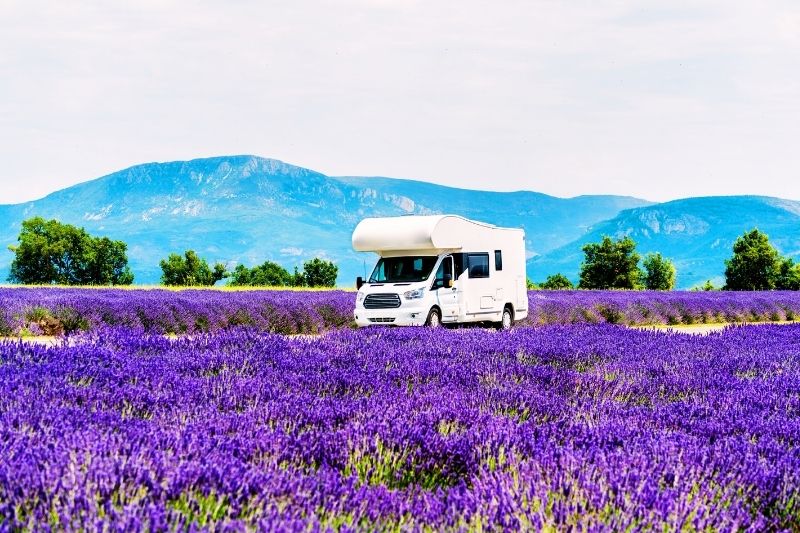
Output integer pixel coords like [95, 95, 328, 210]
[403, 288, 425, 300]
[357, 292, 366, 303]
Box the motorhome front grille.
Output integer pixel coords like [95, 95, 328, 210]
[368, 317, 396, 323]
[364, 293, 401, 309]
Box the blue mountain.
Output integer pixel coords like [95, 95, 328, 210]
[0, 155, 650, 285]
[3, 155, 794, 289]
[528, 196, 800, 288]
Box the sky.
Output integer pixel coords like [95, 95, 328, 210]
[1, 0, 799, 204]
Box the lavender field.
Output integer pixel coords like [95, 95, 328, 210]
[2, 324, 800, 529]
[2, 288, 800, 337]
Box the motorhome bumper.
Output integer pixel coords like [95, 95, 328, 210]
[354, 308, 428, 327]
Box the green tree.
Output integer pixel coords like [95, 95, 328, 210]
[302, 258, 338, 287]
[775, 258, 800, 290]
[526, 278, 538, 290]
[578, 236, 642, 290]
[85, 237, 135, 285]
[642, 253, 676, 291]
[723, 229, 780, 290]
[159, 250, 227, 286]
[229, 260, 293, 287]
[540, 273, 574, 290]
[8, 217, 133, 285]
[291, 266, 306, 287]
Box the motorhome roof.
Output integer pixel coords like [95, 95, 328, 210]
[351, 214, 518, 253]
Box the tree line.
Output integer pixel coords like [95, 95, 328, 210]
[7, 217, 799, 290]
[7, 217, 338, 287]
[530, 229, 800, 291]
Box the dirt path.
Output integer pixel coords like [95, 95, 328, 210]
[633, 321, 800, 335]
[0, 336, 63, 346]
[633, 324, 729, 335]
[3, 322, 797, 344]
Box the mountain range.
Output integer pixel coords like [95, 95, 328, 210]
[1, 155, 797, 288]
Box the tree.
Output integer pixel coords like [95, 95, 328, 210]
[160, 250, 227, 286]
[642, 253, 676, 290]
[8, 217, 133, 285]
[229, 260, 293, 287]
[776, 258, 800, 291]
[302, 258, 338, 287]
[291, 266, 306, 287]
[578, 236, 642, 290]
[540, 273, 574, 290]
[526, 278, 538, 290]
[85, 237, 135, 285]
[723, 229, 780, 290]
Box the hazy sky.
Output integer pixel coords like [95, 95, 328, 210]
[1, 1, 799, 204]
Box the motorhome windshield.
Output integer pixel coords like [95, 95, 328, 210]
[369, 256, 438, 283]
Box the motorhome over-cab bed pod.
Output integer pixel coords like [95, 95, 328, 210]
[352, 215, 511, 256]
[351, 215, 529, 329]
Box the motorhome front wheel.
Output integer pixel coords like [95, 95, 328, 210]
[425, 308, 441, 327]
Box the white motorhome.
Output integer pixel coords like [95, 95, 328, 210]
[351, 215, 528, 329]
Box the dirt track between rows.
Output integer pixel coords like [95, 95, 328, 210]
[632, 321, 800, 335]
[3, 321, 798, 345]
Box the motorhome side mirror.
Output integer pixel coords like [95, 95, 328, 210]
[444, 274, 453, 288]
[356, 276, 364, 290]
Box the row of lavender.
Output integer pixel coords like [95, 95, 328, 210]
[2, 288, 800, 335]
[0, 288, 355, 336]
[2, 325, 799, 529]
[527, 290, 800, 325]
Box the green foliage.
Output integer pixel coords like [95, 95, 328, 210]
[228, 261, 293, 287]
[775, 258, 800, 291]
[301, 258, 338, 287]
[539, 273, 574, 290]
[291, 266, 306, 287]
[723, 229, 781, 290]
[8, 217, 133, 285]
[344, 438, 460, 491]
[578, 236, 642, 290]
[228, 259, 338, 287]
[159, 250, 227, 286]
[693, 280, 717, 291]
[642, 253, 676, 291]
[526, 278, 538, 290]
[168, 490, 229, 527]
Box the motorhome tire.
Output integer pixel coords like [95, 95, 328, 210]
[425, 308, 441, 328]
[498, 306, 513, 330]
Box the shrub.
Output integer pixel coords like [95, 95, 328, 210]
[540, 274, 574, 290]
[160, 250, 227, 286]
[302, 258, 338, 288]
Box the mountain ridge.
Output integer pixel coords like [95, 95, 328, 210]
[528, 195, 800, 288]
[1, 155, 795, 288]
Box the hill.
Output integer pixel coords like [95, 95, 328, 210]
[0, 155, 649, 285]
[528, 196, 800, 288]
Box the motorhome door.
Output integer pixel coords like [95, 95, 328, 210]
[462, 252, 496, 316]
[432, 256, 459, 321]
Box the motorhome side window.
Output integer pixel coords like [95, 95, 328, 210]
[431, 257, 453, 289]
[467, 253, 490, 278]
[495, 250, 502, 271]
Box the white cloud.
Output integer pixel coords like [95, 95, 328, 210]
[0, 0, 799, 203]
